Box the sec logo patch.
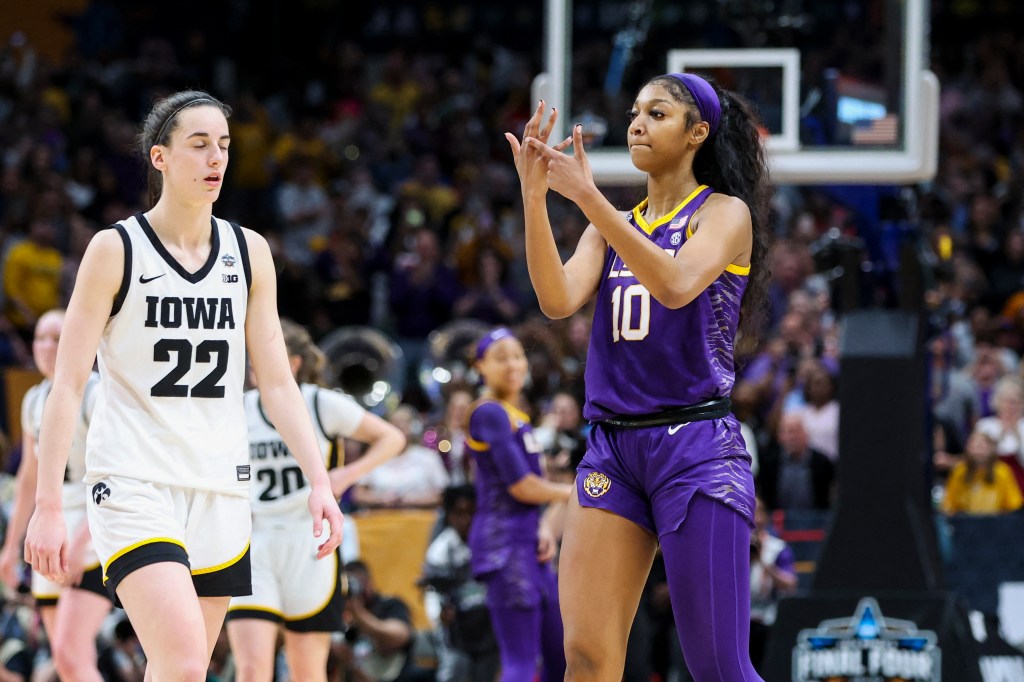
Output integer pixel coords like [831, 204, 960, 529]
[583, 472, 612, 498]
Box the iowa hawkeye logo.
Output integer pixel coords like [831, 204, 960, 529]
[92, 482, 111, 505]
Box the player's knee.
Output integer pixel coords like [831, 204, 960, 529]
[564, 636, 616, 679]
[52, 641, 92, 682]
[233, 656, 273, 682]
[168, 656, 211, 682]
[286, 658, 327, 682]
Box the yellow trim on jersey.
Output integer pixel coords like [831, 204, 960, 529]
[679, 201, 750, 276]
[103, 537, 186, 578]
[32, 591, 60, 600]
[499, 401, 531, 427]
[284, 551, 339, 622]
[632, 185, 709, 235]
[192, 542, 250, 576]
[227, 603, 285, 618]
[467, 399, 531, 452]
[83, 560, 102, 572]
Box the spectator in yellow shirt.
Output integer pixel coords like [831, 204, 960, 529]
[3, 218, 63, 341]
[942, 429, 1024, 515]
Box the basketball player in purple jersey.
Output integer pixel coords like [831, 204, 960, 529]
[506, 73, 771, 681]
[466, 328, 572, 682]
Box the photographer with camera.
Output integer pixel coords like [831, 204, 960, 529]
[419, 485, 498, 682]
[748, 496, 797, 671]
[336, 561, 432, 682]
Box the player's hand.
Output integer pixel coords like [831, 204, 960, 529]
[24, 507, 68, 584]
[525, 124, 595, 206]
[308, 484, 344, 560]
[537, 523, 558, 563]
[328, 465, 359, 500]
[505, 100, 565, 199]
[64, 538, 89, 587]
[0, 543, 21, 591]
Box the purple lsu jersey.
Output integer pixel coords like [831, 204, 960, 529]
[465, 399, 543, 577]
[584, 185, 749, 421]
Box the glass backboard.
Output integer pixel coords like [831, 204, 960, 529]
[537, 0, 938, 185]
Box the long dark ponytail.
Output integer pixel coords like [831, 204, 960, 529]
[649, 75, 773, 340]
[138, 90, 231, 207]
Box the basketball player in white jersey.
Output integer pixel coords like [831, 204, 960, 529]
[227, 319, 405, 682]
[0, 309, 111, 682]
[22, 90, 344, 681]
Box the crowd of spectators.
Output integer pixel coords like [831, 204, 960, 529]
[1, 0, 1024, 679]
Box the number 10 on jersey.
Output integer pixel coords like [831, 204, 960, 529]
[611, 284, 650, 342]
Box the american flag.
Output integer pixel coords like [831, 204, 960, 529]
[851, 114, 899, 145]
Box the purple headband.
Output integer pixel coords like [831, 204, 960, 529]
[476, 327, 516, 360]
[668, 73, 721, 137]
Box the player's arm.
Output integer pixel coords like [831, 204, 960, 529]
[25, 230, 122, 581]
[524, 213, 606, 320]
[528, 128, 752, 309]
[0, 429, 39, 588]
[508, 102, 605, 319]
[507, 472, 573, 505]
[328, 409, 407, 499]
[242, 228, 343, 558]
[471, 403, 571, 505]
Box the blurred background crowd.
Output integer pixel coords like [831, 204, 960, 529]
[1, 0, 1024, 680]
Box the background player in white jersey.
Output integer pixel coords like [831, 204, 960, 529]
[0, 308, 111, 682]
[227, 318, 405, 682]
[22, 90, 344, 681]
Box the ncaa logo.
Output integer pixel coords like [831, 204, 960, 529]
[92, 482, 111, 505]
[582, 472, 611, 498]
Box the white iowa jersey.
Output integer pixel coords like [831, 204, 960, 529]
[86, 213, 251, 495]
[245, 383, 365, 519]
[22, 373, 101, 510]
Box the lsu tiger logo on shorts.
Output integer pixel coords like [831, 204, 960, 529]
[92, 482, 111, 505]
[583, 472, 611, 498]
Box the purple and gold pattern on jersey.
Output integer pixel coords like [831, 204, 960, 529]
[584, 185, 748, 422]
[465, 400, 543, 577]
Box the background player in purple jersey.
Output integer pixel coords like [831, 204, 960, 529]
[506, 72, 771, 681]
[466, 327, 573, 682]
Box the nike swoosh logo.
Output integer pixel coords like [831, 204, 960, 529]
[667, 423, 688, 435]
[139, 274, 165, 284]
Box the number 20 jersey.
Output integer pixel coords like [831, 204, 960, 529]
[85, 212, 250, 496]
[583, 185, 749, 422]
[244, 383, 365, 521]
